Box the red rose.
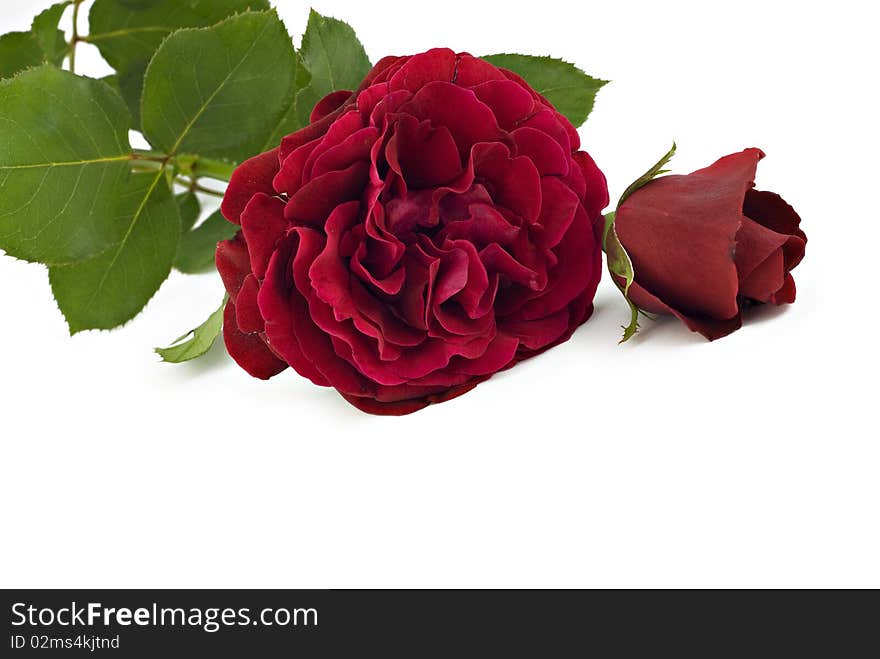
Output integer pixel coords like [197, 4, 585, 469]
[614, 148, 806, 340]
[216, 48, 608, 415]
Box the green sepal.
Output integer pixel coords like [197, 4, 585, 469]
[605, 143, 677, 343]
[618, 143, 677, 207]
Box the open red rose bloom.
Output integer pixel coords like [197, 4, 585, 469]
[216, 49, 608, 414]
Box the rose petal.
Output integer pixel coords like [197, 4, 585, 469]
[511, 126, 569, 176]
[240, 193, 287, 279]
[743, 189, 807, 267]
[235, 274, 264, 334]
[284, 161, 370, 226]
[401, 81, 504, 159]
[223, 300, 287, 380]
[216, 233, 251, 301]
[535, 177, 579, 248]
[221, 149, 280, 224]
[388, 48, 457, 92]
[453, 54, 507, 87]
[385, 115, 461, 188]
[311, 90, 354, 123]
[341, 377, 486, 416]
[573, 151, 610, 220]
[472, 80, 536, 130]
[473, 143, 542, 224]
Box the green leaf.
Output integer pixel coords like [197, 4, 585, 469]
[617, 143, 677, 208]
[0, 66, 132, 264]
[603, 144, 678, 343]
[262, 52, 311, 150]
[32, 1, 71, 66]
[155, 296, 226, 363]
[142, 11, 298, 163]
[0, 33, 46, 78]
[49, 171, 181, 333]
[115, 59, 149, 128]
[87, 0, 269, 131]
[482, 54, 608, 128]
[99, 72, 134, 128]
[294, 9, 371, 127]
[87, 0, 269, 71]
[176, 191, 201, 233]
[175, 210, 237, 274]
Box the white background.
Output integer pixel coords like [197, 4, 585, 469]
[1, 0, 878, 588]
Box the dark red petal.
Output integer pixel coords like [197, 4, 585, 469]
[340, 377, 486, 416]
[453, 54, 507, 87]
[341, 393, 431, 415]
[438, 202, 520, 250]
[273, 139, 320, 194]
[511, 126, 569, 176]
[220, 149, 280, 224]
[473, 143, 542, 224]
[738, 248, 785, 303]
[284, 161, 370, 226]
[446, 333, 519, 376]
[401, 81, 504, 159]
[480, 243, 542, 289]
[535, 177, 579, 248]
[310, 126, 378, 179]
[388, 48, 457, 92]
[385, 115, 461, 188]
[573, 151, 610, 220]
[279, 108, 347, 162]
[518, 206, 599, 320]
[771, 274, 797, 305]
[471, 80, 536, 130]
[734, 215, 801, 303]
[517, 109, 572, 155]
[240, 193, 287, 279]
[311, 90, 353, 123]
[626, 278, 743, 341]
[351, 245, 406, 295]
[215, 233, 251, 301]
[743, 189, 807, 267]
[257, 231, 333, 388]
[235, 274, 264, 334]
[302, 110, 366, 181]
[223, 300, 287, 380]
[362, 56, 407, 86]
[500, 309, 571, 351]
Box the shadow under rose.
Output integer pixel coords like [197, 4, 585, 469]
[621, 300, 793, 346]
[741, 302, 791, 326]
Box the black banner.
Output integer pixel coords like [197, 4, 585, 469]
[1, 589, 874, 656]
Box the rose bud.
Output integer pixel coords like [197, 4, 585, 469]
[605, 147, 806, 341]
[217, 49, 608, 415]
